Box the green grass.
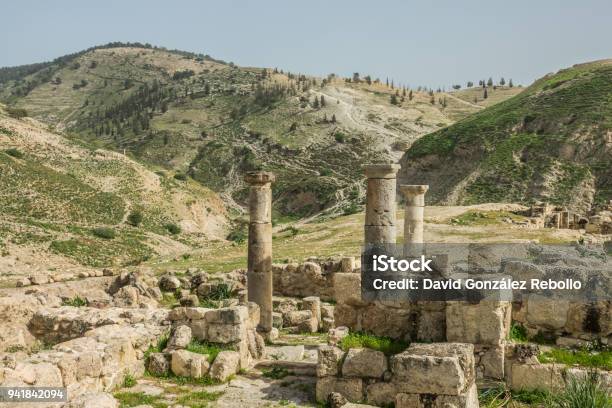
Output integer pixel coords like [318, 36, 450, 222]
[62, 296, 87, 307]
[508, 322, 528, 343]
[479, 384, 550, 407]
[144, 332, 170, 361]
[92, 227, 116, 239]
[122, 374, 137, 388]
[176, 390, 224, 407]
[548, 371, 611, 408]
[538, 347, 612, 370]
[449, 210, 526, 226]
[339, 332, 409, 355]
[262, 367, 291, 379]
[114, 391, 167, 408]
[4, 148, 23, 158]
[185, 340, 225, 363]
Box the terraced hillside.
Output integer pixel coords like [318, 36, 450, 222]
[400, 60, 612, 212]
[0, 104, 226, 281]
[0, 43, 520, 219]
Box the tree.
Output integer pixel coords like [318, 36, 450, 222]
[487, 77, 493, 87]
[453, 84, 461, 90]
[500, 77, 506, 86]
[320, 95, 326, 106]
[467, 81, 473, 88]
[352, 72, 360, 82]
[408, 90, 413, 101]
[483, 88, 488, 99]
[313, 96, 319, 108]
[402, 88, 407, 97]
[365, 75, 372, 85]
[390, 94, 399, 105]
[430, 95, 435, 104]
[509, 78, 514, 88]
[331, 114, 336, 123]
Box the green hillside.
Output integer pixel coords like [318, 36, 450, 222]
[0, 43, 518, 220]
[400, 60, 612, 212]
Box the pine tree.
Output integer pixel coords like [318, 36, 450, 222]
[500, 77, 506, 86]
[487, 77, 493, 87]
[409, 90, 413, 101]
[509, 79, 514, 88]
[430, 95, 435, 104]
[331, 114, 336, 123]
[320, 95, 326, 106]
[390, 94, 398, 105]
[313, 96, 319, 108]
[484, 88, 488, 99]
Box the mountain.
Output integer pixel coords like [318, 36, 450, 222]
[0, 43, 521, 220]
[399, 60, 612, 213]
[0, 103, 226, 275]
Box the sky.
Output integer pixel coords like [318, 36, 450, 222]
[2, 0, 612, 88]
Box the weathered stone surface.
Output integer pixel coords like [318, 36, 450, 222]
[206, 306, 248, 325]
[510, 363, 564, 391]
[207, 323, 244, 343]
[30, 274, 50, 285]
[166, 325, 192, 350]
[328, 326, 350, 345]
[298, 317, 319, 333]
[147, 353, 169, 377]
[64, 392, 118, 408]
[272, 312, 283, 329]
[170, 350, 209, 378]
[209, 350, 240, 382]
[366, 382, 397, 406]
[481, 346, 504, 379]
[446, 301, 511, 345]
[321, 304, 335, 319]
[391, 343, 474, 396]
[341, 257, 356, 273]
[316, 376, 363, 403]
[395, 383, 478, 407]
[284, 310, 312, 327]
[328, 391, 348, 408]
[179, 294, 199, 307]
[159, 275, 181, 292]
[526, 295, 570, 330]
[333, 273, 364, 307]
[334, 304, 358, 329]
[303, 296, 321, 327]
[342, 348, 387, 378]
[317, 345, 344, 377]
[322, 317, 335, 332]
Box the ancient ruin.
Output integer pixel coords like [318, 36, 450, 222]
[364, 164, 400, 246]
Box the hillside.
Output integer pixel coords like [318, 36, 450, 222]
[0, 43, 520, 220]
[0, 104, 226, 283]
[399, 60, 612, 213]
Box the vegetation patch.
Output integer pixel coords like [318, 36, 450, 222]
[262, 367, 291, 380]
[538, 347, 612, 370]
[185, 340, 225, 363]
[508, 322, 528, 343]
[113, 391, 167, 408]
[92, 227, 116, 239]
[176, 390, 224, 406]
[339, 332, 409, 355]
[62, 296, 87, 307]
[4, 148, 23, 158]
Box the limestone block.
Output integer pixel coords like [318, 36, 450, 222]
[247, 301, 261, 329]
[342, 348, 387, 378]
[328, 326, 350, 345]
[298, 317, 319, 333]
[317, 345, 344, 377]
[207, 323, 244, 343]
[303, 296, 322, 327]
[481, 346, 505, 379]
[341, 257, 356, 273]
[446, 301, 511, 345]
[147, 353, 170, 377]
[159, 275, 181, 292]
[366, 382, 397, 406]
[333, 304, 359, 329]
[322, 317, 335, 331]
[272, 312, 283, 329]
[206, 306, 248, 324]
[64, 392, 118, 408]
[170, 350, 209, 378]
[166, 325, 192, 350]
[179, 294, 199, 307]
[284, 310, 312, 327]
[510, 363, 564, 391]
[184, 307, 212, 321]
[316, 376, 363, 403]
[395, 383, 478, 408]
[30, 274, 50, 285]
[526, 295, 570, 330]
[190, 319, 208, 341]
[321, 304, 335, 319]
[566, 301, 611, 336]
[333, 273, 364, 307]
[209, 350, 240, 382]
[391, 343, 474, 395]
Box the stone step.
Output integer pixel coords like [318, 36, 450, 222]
[254, 360, 317, 376]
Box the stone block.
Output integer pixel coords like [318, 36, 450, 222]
[334, 273, 364, 307]
[147, 353, 169, 377]
[166, 325, 192, 350]
[206, 306, 248, 325]
[366, 382, 397, 406]
[510, 363, 564, 391]
[316, 377, 363, 403]
[303, 296, 322, 326]
[317, 345, 344, 377]
[481, 346, 504, 379]
[526, 295, 570, 330]
[446, 301, 511, 345]
[342, 348, 387, 378]
[207, 323, 244, 343]
[284, 310, 312, 327]
[209, 351, 240, 382]
[170, 350, 209, 378]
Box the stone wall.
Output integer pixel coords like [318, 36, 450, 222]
[316, 342, 478, 408]
[272, 257, 357, 301]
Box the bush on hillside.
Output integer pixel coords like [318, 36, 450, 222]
[4, 148, 24, 159]
[127, 210, 143, 227]
[92, 227, 116, 239]
[165, 223, 181, 235]
[6, 107, 28, 119]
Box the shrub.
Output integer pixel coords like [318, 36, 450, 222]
[226, 223, 247, 243]
[4, 148, 23, 159]
[334, 132, 346, 143]
[186, 340, 223, 363]
[173, 173, 187, 181]
[126, 210, 143, 227]
[6, 107, 28, 119]
[122, 374, 137, 388]
[92, 227, 115, 239]
[508, 322, 528, 342]
[547, 371, 610, 408]
[165, 223, 181, 235]
[62, 296, 87, 307]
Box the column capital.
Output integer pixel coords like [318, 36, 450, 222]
[245, 171, 276, 185]
[400, 184, 429, 206]
[364, 163, 400, 179]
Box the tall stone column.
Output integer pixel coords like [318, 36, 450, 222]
[364, 164, 400, 247]
[245, 171, 275, 333]
[400, 185, 429, 256]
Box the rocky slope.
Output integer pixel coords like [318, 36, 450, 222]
[0, 104, 226, 281]
[399, 60, 612, 212]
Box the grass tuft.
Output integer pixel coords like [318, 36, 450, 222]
[339, 332, 408, 355]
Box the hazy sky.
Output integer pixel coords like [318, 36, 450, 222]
[2, 0, 611, 88]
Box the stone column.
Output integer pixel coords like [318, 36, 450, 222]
[399, 185, 428, 256]
[364, 164, 400, 246]
[245, 171, 275, 333]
